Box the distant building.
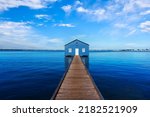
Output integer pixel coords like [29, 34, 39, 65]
[65, 39, 89, 56]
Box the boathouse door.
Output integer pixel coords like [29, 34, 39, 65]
[75, 48, 79, 55]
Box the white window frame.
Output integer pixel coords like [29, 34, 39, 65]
[82, 48, 85, 53]
[68, 48, 72, 53]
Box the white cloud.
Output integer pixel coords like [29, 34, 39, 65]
[139, 21, 150, 32]
[114, 23, 127, 28]
[0, 21, 63, 49]
[61, 1, 82, 15]
[116, 0, 150, 13]
[48, 38, 62, 43]
[127, 29, 137, 36]
[61, 1, 108, 22]
[135, 0, 150, 8]
[114, 23, 137, 36]
[123, 1, 136, 13]
[54, 23, 75, 27]
[0, 21, 31, 37]
[76, 7, 106, 22]
[76, 7, 88, 13]
[140, 10, 150, 15]
[74, 0, 83, 6]
[106, 0, 150, 17]
[61, 5, 72, 14]
[0, 21, 39, 49]
[35, 14, 51, 20]
[0, 0, 57, 11]
[67, 0, 150, 35]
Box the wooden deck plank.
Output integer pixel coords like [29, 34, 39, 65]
[54, 55, 103, 100]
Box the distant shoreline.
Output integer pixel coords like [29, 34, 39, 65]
[0, 49, 150, 52]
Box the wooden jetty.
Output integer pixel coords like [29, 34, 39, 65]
[52, 55, 103, 100]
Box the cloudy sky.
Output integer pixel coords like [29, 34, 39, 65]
[0, 0, 150, 49]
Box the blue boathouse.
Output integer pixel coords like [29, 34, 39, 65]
[65, 39, 89, 56]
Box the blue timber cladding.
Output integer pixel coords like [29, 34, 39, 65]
[65, 39, 89, 56]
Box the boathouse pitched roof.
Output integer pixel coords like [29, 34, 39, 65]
[65, 39, 89, 46]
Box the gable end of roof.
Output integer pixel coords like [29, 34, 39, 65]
[65, 39, 89, 46]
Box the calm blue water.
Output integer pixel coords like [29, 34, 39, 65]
[0, 51, 150, 100]
[0, 51, 65, 99]
[89, 52, 150, 100]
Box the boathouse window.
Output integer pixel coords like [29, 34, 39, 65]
[68, 48, 72, 53]
[82, 48, 85, 52]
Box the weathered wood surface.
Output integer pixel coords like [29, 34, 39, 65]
[54, 55, 103, 100]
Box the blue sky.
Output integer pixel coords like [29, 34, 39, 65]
[0, 0, 150, 49]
